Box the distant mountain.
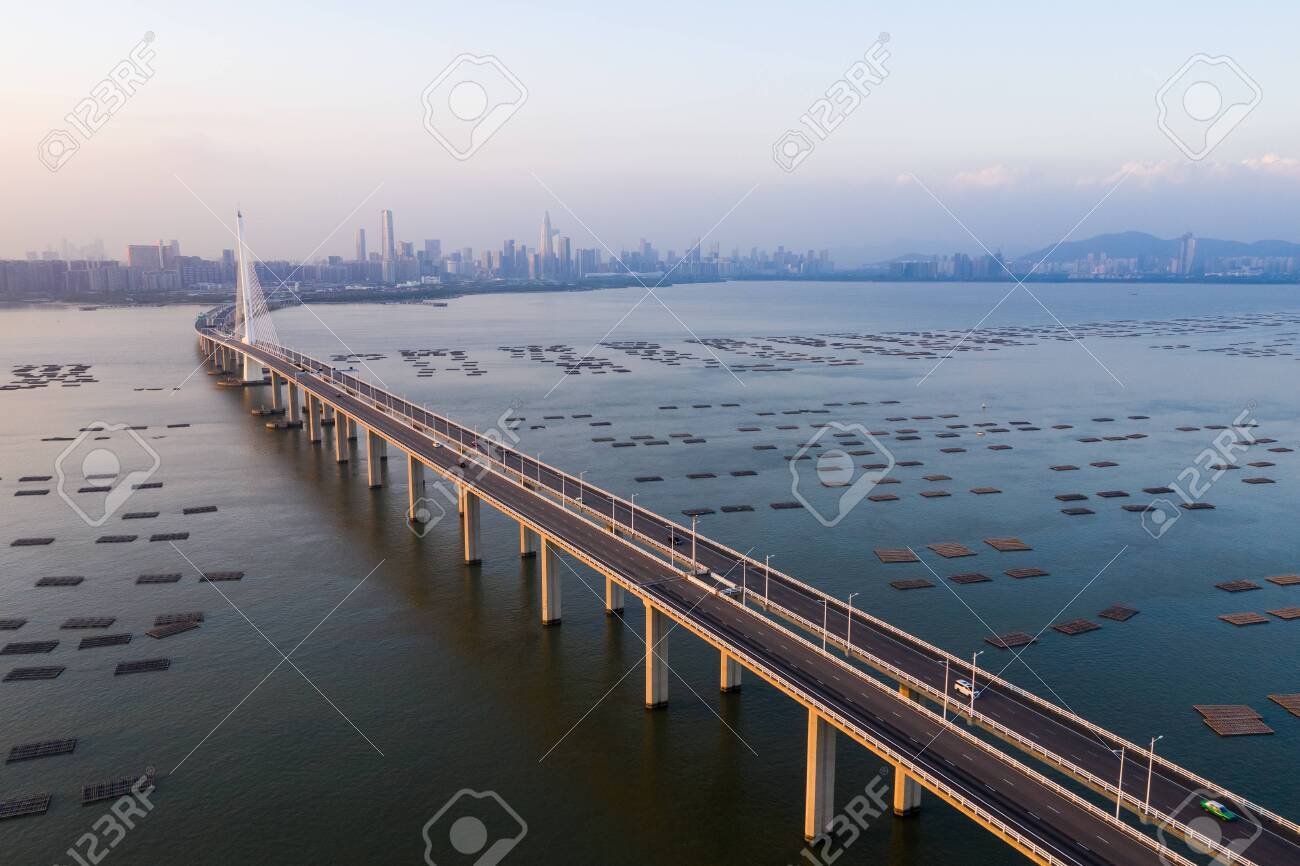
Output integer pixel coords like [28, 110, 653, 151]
[1022, 231, 1300, 264]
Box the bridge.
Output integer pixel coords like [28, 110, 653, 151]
[191, 221, 1299, 865]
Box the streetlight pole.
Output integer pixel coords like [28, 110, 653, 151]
[969, 650, 983, 717]
[630, 494, 637, 535]
[1115, 747, 1126, 820]
[821, 599, 828, 651]
[577, 471, 586, 505]
[764, 555, 772, 604]
[1144, 735, 1164, 815]
[741, 560, 747, 605]
[846, 592, 859, 658]
[690, 516, 698, 573]
[942, 658, 950, 720]
[536, 453, 542, 486]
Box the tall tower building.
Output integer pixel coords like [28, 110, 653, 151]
[539, 212, 554, 277]
[355, 228, 366, 262]
[381, 210, 396, 261]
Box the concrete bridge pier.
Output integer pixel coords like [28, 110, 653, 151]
[519, 525, 539, 558]
[269, 371, 283, 411]
[322, 404, 335, 426]
[461, 489, 481, 564]
[366, 431, 384, 488]
[242, 349, 263, 384]
[287, 383, 301, 424]
[306, 394, 322, 442]
[334, 412, 349, 463]
[645, 606, 669, 709]
[804, 709, 838, 840]
[892, 685, 923, 817]
[346, 417, 357, 440]
[604, 577, 625, 615]
[720, 653, 743, 693]
[540, 540, 561, 625]
[407, 455, 427, 524]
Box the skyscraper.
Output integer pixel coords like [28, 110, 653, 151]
[540, 211, 553, 277]
[355, 228, 366, 262]
[380, 210, 396, 282]
[1178, 233, 1197, 275]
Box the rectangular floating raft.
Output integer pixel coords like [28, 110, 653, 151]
[1194, 705, 1274, 736]
[1052, 618, 1101, 636]
[3, 667, 64, 682]
[1005, 567, 1049, 579]
[874, 548, 919, 564]
[1098, 605, 1139, 622]
[137, 573, 182, 584]
[1268, 694, 1300, 718]
[61, 617, 115, 629]
[6, 738, 77, 763]
[985, 537, 1032, 552]
[1266, 574, 1300, 586]
[83, 769, 155, 805]
[985, 631, 1036, 649]
[949, 572, 991, 585]
[889, 579, 935, 590]
[146, 621, 199, 639]
[114, 658, 171, 675]
[1216, 580, 1261, 593]
[154, 612, 203, 626]
[1218, 612, 1269, 626]
[0, 792, 52, 820]
[926, 542, 975, 558]
[79, 634, 132, 649]
[200, 571, 244, 582]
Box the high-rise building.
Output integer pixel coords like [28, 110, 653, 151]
[355, 228, 366, 262]
[424, 239, 441, 260]
[127, 244, 162, 270]
[539, 212, 553, 277]
[1178, 233, 1197, 275]
[380, 210, 396, 282]
[381, 210, 395, 260]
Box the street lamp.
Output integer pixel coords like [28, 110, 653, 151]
[577, 471, 586, 505]
[942, 658, 951, 720]
[536, 452, 543, 486]
[846, 592, 859, 658]
[1114, 747, 1126, 820]
[741, 560, 747, 605]
[821, 599, 829, 651]
[764, 554, 773, 604]
[690, 515, 698, 572]
[630, 494, 637, 535]
[1144, 735, 1164, 815]
[969, 650, 984, 717]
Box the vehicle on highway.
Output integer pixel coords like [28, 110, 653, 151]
[1200, 799, 1239, 822]
[719, 586, 741, 597]
[954, 678, 983, 699]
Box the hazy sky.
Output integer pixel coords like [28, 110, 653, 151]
[5, 1, 1298, 261]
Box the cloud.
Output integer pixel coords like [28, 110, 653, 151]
[951, 164, 1022, 188]
[1082, 155, 1300, 186]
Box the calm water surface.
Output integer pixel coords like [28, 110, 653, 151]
[1, 281, 1298, 865]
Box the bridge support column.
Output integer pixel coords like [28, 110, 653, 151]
[519, 525, 539, 558]
[407, 455, 427, 524]
[334, 412, 349, 463]
[892, 685, 922, 816]
[269, 371, 283, 411]
[645, 605, 669, 709]
[241, 349, 263, 384]
[462, 489, 481, 564]
[366, 431, 383, 488]
[287, 383, 301, 424]
[457, 485, 466, 516]
[306, 395, 321, 442]
[804, 710, 837, 840]
[540, 539, 561, 625]
[604, 577, 625, 614]
[720, 652, 743, 693]
[323, 404, 335, 426]
[346, 417, 357, 440]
